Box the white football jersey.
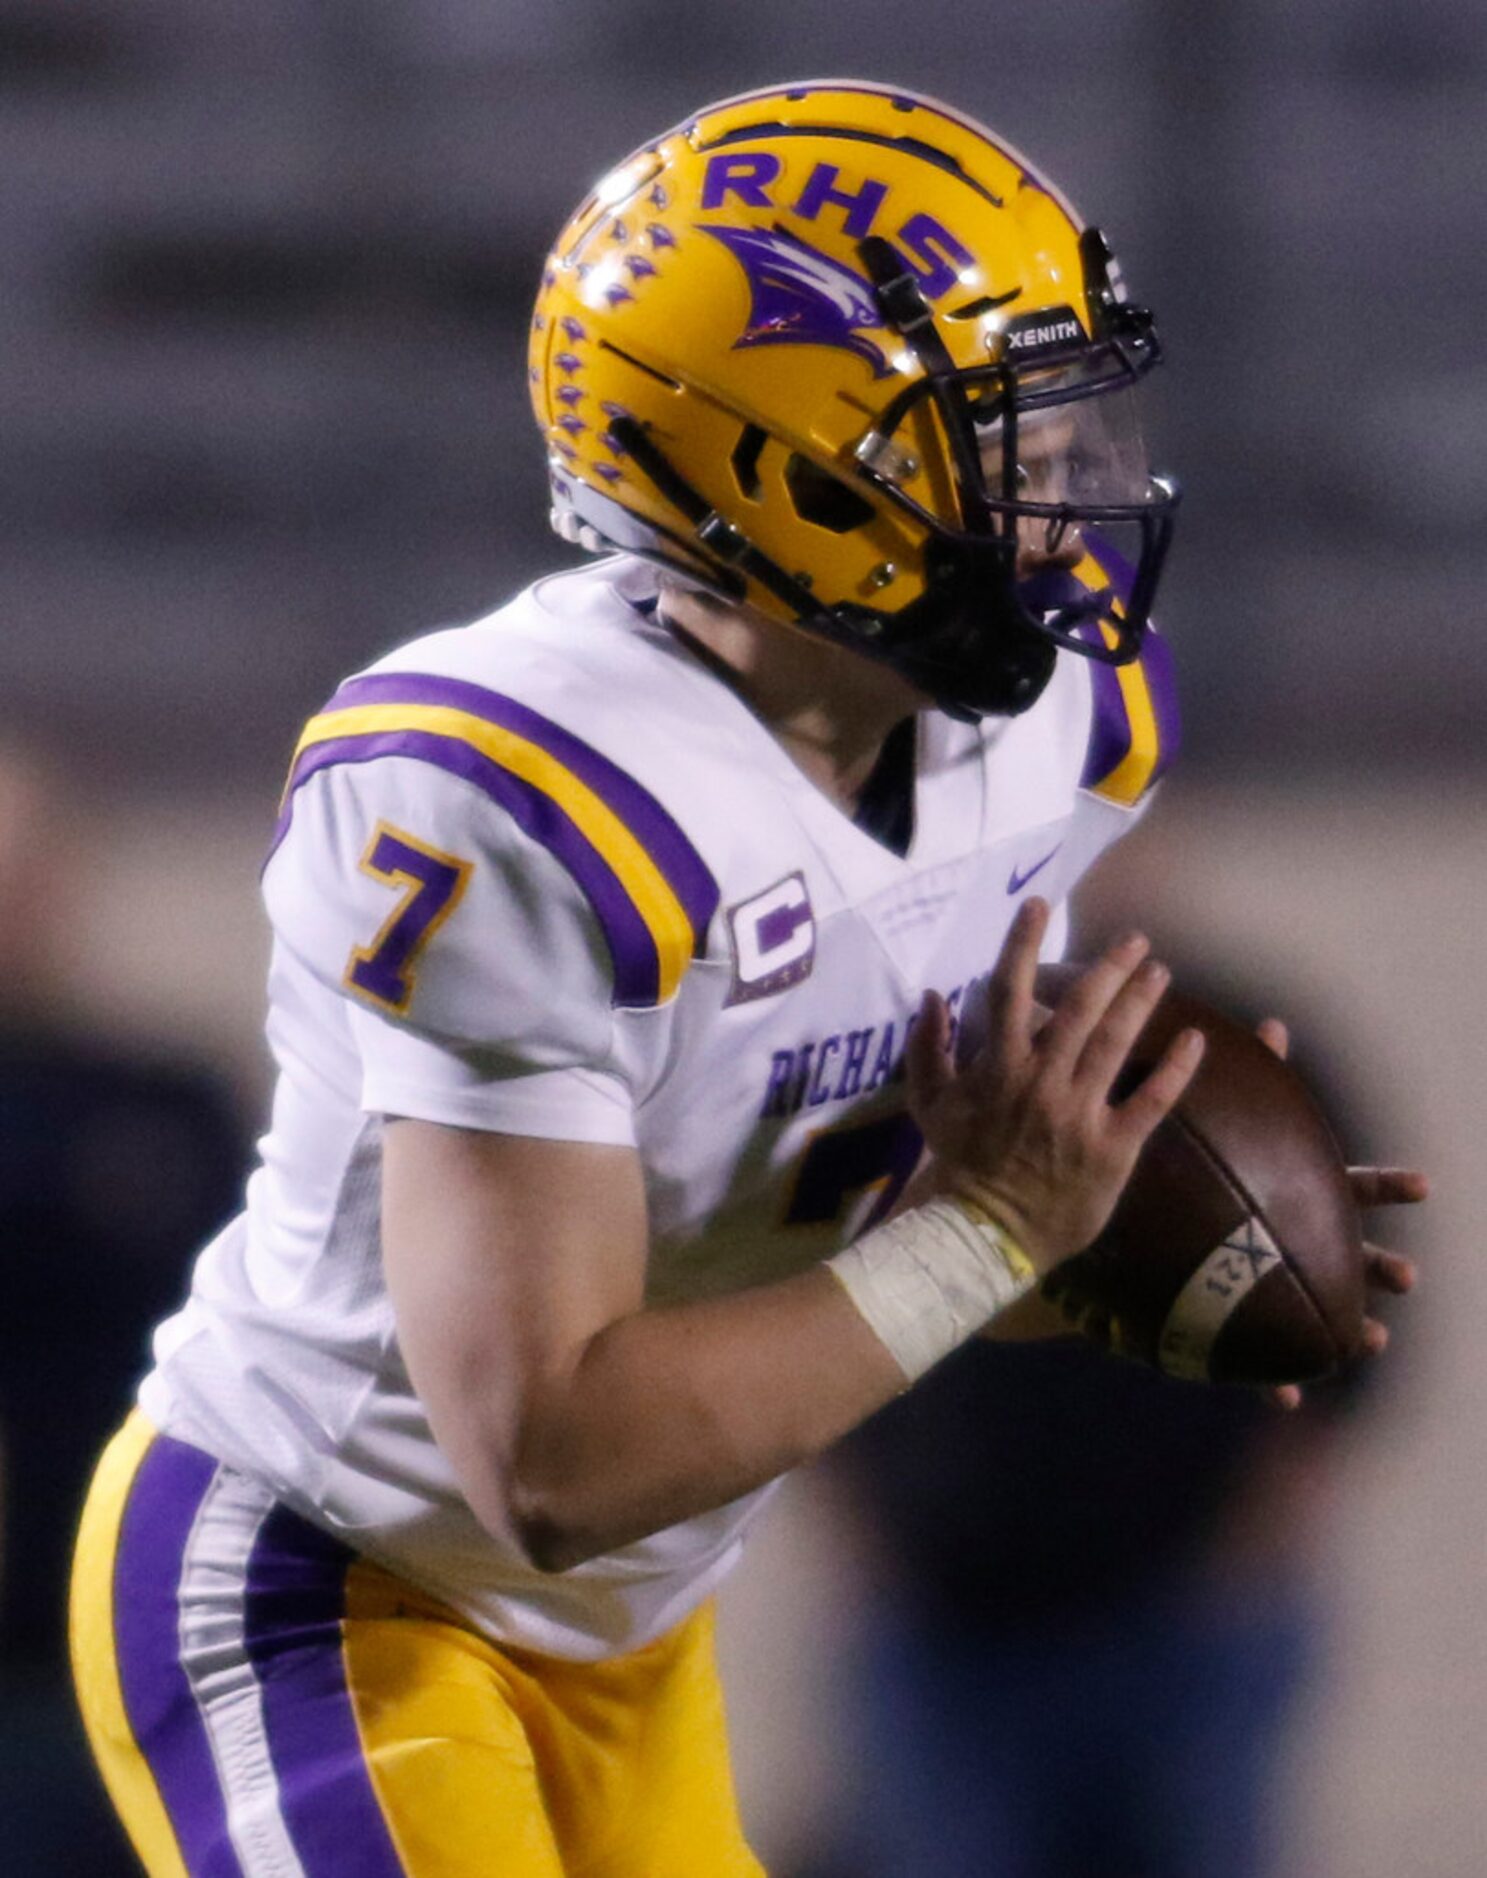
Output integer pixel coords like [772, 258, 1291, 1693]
[140, 556, 1179, 1661]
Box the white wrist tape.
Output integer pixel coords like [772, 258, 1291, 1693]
[827, 1195, 1038, 1382]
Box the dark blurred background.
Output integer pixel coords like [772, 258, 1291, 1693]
[6, 0, 1486, 788]
[0, 1, 1477, 1873]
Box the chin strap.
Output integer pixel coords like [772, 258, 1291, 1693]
[856, 236, 998, 537]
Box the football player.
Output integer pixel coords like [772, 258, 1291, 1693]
[69, 82, 1418, 1876]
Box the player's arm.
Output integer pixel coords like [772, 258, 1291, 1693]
[382, 1124, 905, 1569]
[383, 898, 1204, 1571]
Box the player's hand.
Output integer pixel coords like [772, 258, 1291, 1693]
[1256, 1018, 1425, 1410]
[906, 897, 1205, 1277]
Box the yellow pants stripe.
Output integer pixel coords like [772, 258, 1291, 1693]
[72, 1416, 764, 1875]
[69, 1413, 191, 1878]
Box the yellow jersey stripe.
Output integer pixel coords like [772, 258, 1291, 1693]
[295, 701, 697, 1005]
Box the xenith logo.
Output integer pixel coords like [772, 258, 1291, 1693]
[726, 872, 815, 1005]
[1005, 307, 1084, 355]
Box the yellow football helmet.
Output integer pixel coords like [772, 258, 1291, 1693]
[529, 80, 1178, 717]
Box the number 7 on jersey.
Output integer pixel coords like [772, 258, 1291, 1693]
[345, 821, 472, 1015]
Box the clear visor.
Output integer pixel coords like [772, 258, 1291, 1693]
[852, 348, 1178, 657]
[974, 380, 1160, 512]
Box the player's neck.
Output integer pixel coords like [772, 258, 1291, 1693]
[658, 586, 926, 818]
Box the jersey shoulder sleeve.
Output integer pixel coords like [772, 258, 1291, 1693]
[1078, 623, 1181, 809]
[1049, 620, 1180, 903]
[262, 665, 721, 1069]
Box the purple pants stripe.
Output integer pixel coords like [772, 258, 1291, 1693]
[113, 1437, 247, 1878]
[241, 1504, 406, 1877]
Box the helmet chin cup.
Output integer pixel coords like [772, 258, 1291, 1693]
[815, 540, 1059, 719]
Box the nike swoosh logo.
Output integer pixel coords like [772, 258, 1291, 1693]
[1007, 845, 1062, 894]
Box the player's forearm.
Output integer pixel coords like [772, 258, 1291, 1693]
[506, 1266, 905, 1571]
[882, 1154, 1072, 1348]
[385, 1121, 1041, 1575]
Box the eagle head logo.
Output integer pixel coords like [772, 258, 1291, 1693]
[699, 223, 894, 379]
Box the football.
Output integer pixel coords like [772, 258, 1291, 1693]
[1034, 965, 1367, 1386]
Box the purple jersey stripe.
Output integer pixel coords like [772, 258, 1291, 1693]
[113, 1437, 247, 1878]
[1082, 526, 1136, 603]
[1140, 624, 1182, 783]
[1080, 654, 1132, 792]
[242, 1505, 405, 1877]
[1047, 538, 1130, 789]
[276, 728, 662, 1007]
[301, 670, 718, 942]
[1076, 530, 1181, 794]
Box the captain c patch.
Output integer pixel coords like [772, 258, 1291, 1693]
[725, 872, 815, 1005]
